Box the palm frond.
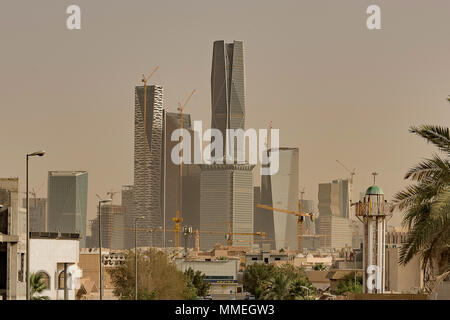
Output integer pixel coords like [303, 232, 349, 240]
[410, 125, 450, 155]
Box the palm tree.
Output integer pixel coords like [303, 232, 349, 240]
[30, 272, 50, 300]
[391, 117, 450, 292]
[261, 272, 292, 300]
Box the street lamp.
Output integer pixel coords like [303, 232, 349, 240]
[98, 198, 112, 300]
[135, 216, 144, 300]
[26, 150, 45, 300]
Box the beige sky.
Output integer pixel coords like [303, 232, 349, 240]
[1, 0, 449, 228]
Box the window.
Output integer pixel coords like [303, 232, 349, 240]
[251, 257, 258, 261]
[58, 271, 72, 290]
[275, 257, 281, 261]
[18, 253, 24, 282]
[36, 271, 50, 289]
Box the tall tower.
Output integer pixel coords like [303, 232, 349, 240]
[355, 173, 391, 293]
[133, 85, 163, 247]
[211, 40, 245, 157]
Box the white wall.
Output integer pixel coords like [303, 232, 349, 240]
[30, 238, 80, 300]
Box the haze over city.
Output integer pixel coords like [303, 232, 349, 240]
[1, 0, 450, 227]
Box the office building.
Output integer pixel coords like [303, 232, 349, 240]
[121, 185, 134, 249]
[29, 232, 81, 300]
[0, 178, 26, 300]
[317, 178, 353, 249]
[268, 147, 299, 251]
[47, 171, 88, 248]
[199, 164, 254, 250]
[162, 112, 200, 248]
[133, 85, 164, 247]
[89, 205, 126, 250]
[211, 40, 245, 157]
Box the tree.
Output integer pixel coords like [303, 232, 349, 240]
[288, 278, 316, 300]
[108, 248, 190, 300]
[333, 272, 362, 295]
[243, 263, 276, 298]
[391, 111, 450, 292]
[30, 272, 50, 300]
[313, 263, 326, 271]
[260, 272, 291, 300]
[184, 268, 210, 298]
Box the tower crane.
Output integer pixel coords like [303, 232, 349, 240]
[106, 190, 120, 206]
[173, 89, 196, 249]
[141, 66, 160, 135]
[256, 201, 314, 253]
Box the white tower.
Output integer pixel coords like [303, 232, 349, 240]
[354, 173, 391, 294]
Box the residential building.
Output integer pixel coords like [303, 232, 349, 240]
[29, 232, 80, 300]
[47, 171, 88, 247]
[244, 244, 291, 266]
[0, 178, 26, 300]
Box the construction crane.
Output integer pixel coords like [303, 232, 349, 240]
[256, 201, 314, 253]
[336, 160, 356, 206]
[106, 190, 120, 206]
[193, 229, 266, 252]
[173, 89, 196, 249]
[141, 66, 160, 135]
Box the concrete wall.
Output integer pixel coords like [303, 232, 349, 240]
[385, 247, 423, 293]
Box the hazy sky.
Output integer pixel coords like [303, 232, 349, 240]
[1, 0, 449, 228]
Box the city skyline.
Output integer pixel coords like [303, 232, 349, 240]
[1, 1, 450, 229]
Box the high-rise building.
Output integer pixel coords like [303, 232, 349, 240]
[47, 171, 88, 248]
[162, 112, 200, 248]
[268, 148, 299, 251]
[89, 204, 125, 250]
[121, 185, 134, 249]
[317, 178, 353, 249]
[22, 198, 47, 232]
[199, 164, 254, 250]
[211, 40, 245, 157]
[133, 85, 164, 247]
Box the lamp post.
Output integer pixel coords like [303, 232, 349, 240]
[26, 150, 45, 300]
[135, 216, 144, 300]
[98, 198, 112, 300]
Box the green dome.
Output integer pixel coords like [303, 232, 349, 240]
[365, 185, 384, 195]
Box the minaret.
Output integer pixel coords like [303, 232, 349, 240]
[354, 173, 391, 293]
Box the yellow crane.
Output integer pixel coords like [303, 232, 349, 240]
[256, 202, 314, 253]
[141, 66, 160, 135]
[173, 89, 196, 249]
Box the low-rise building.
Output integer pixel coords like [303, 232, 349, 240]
[29, 232, 81, 300]
[244, 244, 291, 266]
[174, 258, 240, 295]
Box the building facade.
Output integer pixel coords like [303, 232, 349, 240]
[22, 198, 47, 232]
[268, 147, 299, 251]
[0, 178, 26, 300]
[47, 171, 88, 248]
[199, 164, 254, 250]
[89, 205, 126, 250]
[211, 40, 245, 157]
[29, 233, 80, 300]
[317, 178, 353, 249]
[133, 85, 164, 247]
